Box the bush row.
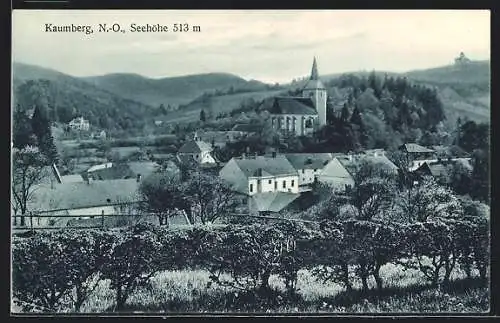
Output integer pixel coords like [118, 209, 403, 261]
[12, 218, 489, 312]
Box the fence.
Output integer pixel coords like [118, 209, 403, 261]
[11, 211, 317, 233]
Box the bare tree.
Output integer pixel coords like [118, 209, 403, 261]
[12, 146, 50, 226]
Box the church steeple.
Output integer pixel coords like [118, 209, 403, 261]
[310, 57, 319, 80]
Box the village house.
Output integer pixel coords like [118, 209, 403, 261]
[412, 157, 473, 185]
[27, 177, 144, 228]
[219, 153, 300, 215]
[281, 153, 334, 188]
[399, 143, 437, 171]
[261, 57, 328, 136]
[177, 132, 217, 165]
[68, 117, 90, 131]
[319, 152, 399, 192]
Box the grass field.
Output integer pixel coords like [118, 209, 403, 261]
[68, 263, 489, 314]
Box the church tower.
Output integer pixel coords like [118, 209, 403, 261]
[302, 57, 328, 126]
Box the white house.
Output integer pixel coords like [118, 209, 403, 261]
[26, 178, 143, 227]
[219, 153, 300, 214]
[177, 133, 216, 165]
[220, 154, 299, 196]
[282, 153, 334, 187]
[69, 117, 90, 131]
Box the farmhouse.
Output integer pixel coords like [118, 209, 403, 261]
[219, 153, 300, 214]
[177, 132, 217, 165]
[261, 57, 328, 136]
[319, 152, 398, 192]
[27, 178, 143, 227]
[281, 153, 334, 187]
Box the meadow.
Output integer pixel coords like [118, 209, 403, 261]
[74, 265, 488, 314]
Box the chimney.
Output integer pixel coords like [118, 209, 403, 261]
[136, 174, 142, 183]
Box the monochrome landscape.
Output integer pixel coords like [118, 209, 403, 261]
[11, 10, 490, 314]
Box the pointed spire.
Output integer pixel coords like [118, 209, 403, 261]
[310, 57, 319, 80]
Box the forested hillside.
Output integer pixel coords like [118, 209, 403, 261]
[82, 72, 272, 108]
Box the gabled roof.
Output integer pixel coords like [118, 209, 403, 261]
[178, 140, 213, 153]
[233, 155, 297, 178]
[282, 153, 333, 170]
[84, 163, 135, 181]
[29, 178, 141, 212]
[250, 192, 300, 213]
[320, 157, 353, 179]
[336, 154, 399, 177]
[399, 143, 435, 153]
[262, 97, 318, 115]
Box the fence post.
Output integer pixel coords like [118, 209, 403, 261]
[30, 212, 34, 233]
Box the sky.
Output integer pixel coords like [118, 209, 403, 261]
[12, 10, 490, 84]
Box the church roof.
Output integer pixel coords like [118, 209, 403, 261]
[303, 79, 326, 90]
[262, 97, 317, 115]
[303, 57, 326, 90]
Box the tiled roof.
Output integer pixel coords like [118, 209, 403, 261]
[250, 192, 300, 213]
[399, 143, 435, 153]
[282, 153, 333, 170]
[262, 97, 317, 115]
[178, 140, 213, 153]
[234, 155, 297, 178]
[336, 154, 399, 177]
[29, 178, 141, 212]
[84, 163, 135, 181]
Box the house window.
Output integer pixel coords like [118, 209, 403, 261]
[249, 184, 253, 192]
[314, 169, 317, 172]
[268, 180, 272, 184]
[291, 180, 295, 187]
[257, 180, 261, 185]
[274, 181, 277, 190]
[302, 169, 305, 174]
[196, 154, 199, 159]
[283, 181, 286, 188]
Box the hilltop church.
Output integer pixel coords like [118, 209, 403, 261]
[261, 57, 328, 136]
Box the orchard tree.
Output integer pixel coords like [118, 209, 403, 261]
[12, 146, 50, 226]
[398, 176, 464, 223]
[184, 171, 238, 224]
[138, 172, 188, 226]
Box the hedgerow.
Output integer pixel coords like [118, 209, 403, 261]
[11, 217, 489, 312]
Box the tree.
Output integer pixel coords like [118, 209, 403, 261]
[399, 176, 463, 223]
[31, 106, 58, 164]
[184, 172, 238, 224]
[13, 107, 36, 149]
[200, 109, 206, 122]
[138, 172, 188, 226]
[12, 146, 50, 226]
[100, 225, 164, 311]
[347, 159, 398, 221]
[340, 103, 350, 124]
